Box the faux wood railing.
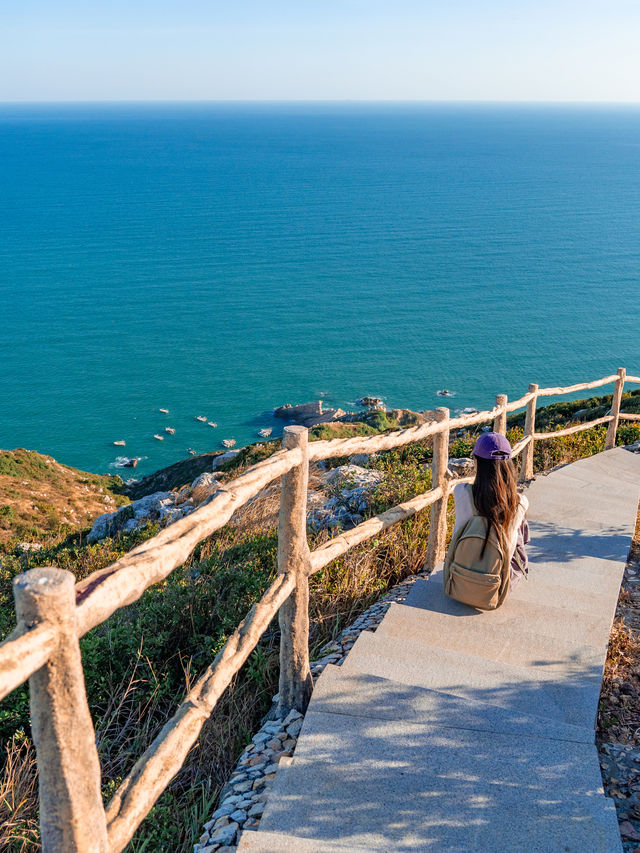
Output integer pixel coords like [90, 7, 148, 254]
[1, 367, 638, 852]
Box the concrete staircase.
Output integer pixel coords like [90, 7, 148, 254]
[237, 448, 640, 852]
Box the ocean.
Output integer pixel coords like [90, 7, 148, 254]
[1, 102, 639, 477]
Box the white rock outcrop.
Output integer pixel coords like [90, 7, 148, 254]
[212, 450, 241, 470]
[190, 471, 220, 505]
[307, 464, 384, 531]
[447, 457, 475, 478]
[87, 472, 221, 542]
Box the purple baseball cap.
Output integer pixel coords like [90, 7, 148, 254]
[472, 432, 512, 460]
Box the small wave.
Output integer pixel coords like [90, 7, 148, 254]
[110, 455, 148, 469]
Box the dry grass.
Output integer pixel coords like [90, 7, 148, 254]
[0, 449, 127, 549]
[597, 504, 640, 745]
[0, 737, 39, 853]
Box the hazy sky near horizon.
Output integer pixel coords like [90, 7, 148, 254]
[2, 0, 640, 102]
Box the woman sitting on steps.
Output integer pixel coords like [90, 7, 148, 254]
[444, 432, 530, 610]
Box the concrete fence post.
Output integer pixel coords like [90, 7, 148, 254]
[425, 407, 450, 571]
[519, 383, 539, 483]
[13, 567, 108, 853]
[493, 394, 508, 435]
[277, 426, 313, 716]
[605, 367, 626, 450]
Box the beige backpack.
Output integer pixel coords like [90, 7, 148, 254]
[443, 491, 511, 611]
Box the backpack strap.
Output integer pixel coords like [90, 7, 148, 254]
[496, 547, 511, 606]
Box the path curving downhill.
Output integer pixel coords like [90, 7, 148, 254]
[237, 447, 640, 852]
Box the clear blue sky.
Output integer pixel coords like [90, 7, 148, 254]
[2, 0, 640, 102]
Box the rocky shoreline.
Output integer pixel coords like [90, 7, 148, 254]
[273, 398, 435, 429]
[86, 453, 477, 543]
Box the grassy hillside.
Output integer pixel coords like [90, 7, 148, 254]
[0, 450, 128, 550]
[1, 392, 639, 851]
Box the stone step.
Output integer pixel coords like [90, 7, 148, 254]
[524, 522, 633, 564]
[509, 571, 620, 618]
[511, 555, 624, 599]
[527, 486, 634, 528]
[539, 447, 640, 489]
[540, 446, 640, 480]
[529, 465, 639, 503]
[257, 710, 622, 852]
[237, 829, 376, 852]
[522, 448, 640, 565]
[376, 601, 607, 673]
[309, 664, 594, 744]
[402, 573, 612, 649]
[342, 631, 602, 728]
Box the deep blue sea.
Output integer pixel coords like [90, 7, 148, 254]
[1, 103, 639, 477]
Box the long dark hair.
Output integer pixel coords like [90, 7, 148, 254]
[472, 456, 519, 555]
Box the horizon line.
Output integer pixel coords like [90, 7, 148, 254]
[2, 98, 640, 107]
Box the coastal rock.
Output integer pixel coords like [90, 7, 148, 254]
[356, 396, 385, 409]
[306, 407, 346, 427]
[324, 464, 384, 491]
[190, 472, 220, 505]
[87, 490, 175, 542]
[387, 408, 432, 426]
[307, 464, 384, 531]
[212, 449, 241, 470]
[275, 400, 321, 418]
[348, 453, 374, 466]
[273, 400, 345, 428]
[210, 823, 238, 845]
[447, 457, 475, 478]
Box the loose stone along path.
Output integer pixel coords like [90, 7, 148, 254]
[222, 447, 640, 852]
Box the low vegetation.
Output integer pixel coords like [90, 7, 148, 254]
[1, 391, 639, 850]
[597, 508, 640, 746]
[0, 450, 128, 549]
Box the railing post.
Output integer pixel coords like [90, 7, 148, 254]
[605, 367, 626, 450]
[277, 426, 313, 717]
[13, 567, 108, 853]
[425, 407, 450, 571]
[519, 383, 538, 483]
[493, 394, 508, 434]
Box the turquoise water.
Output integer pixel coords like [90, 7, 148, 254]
[1, 103, 639, 477]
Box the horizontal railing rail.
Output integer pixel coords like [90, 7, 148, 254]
[0, 366, 637, 851]
[532, 414, 614, 440]
[535, 374, 619, 397]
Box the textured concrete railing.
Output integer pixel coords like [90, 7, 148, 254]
[0, 367, 637, 852]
